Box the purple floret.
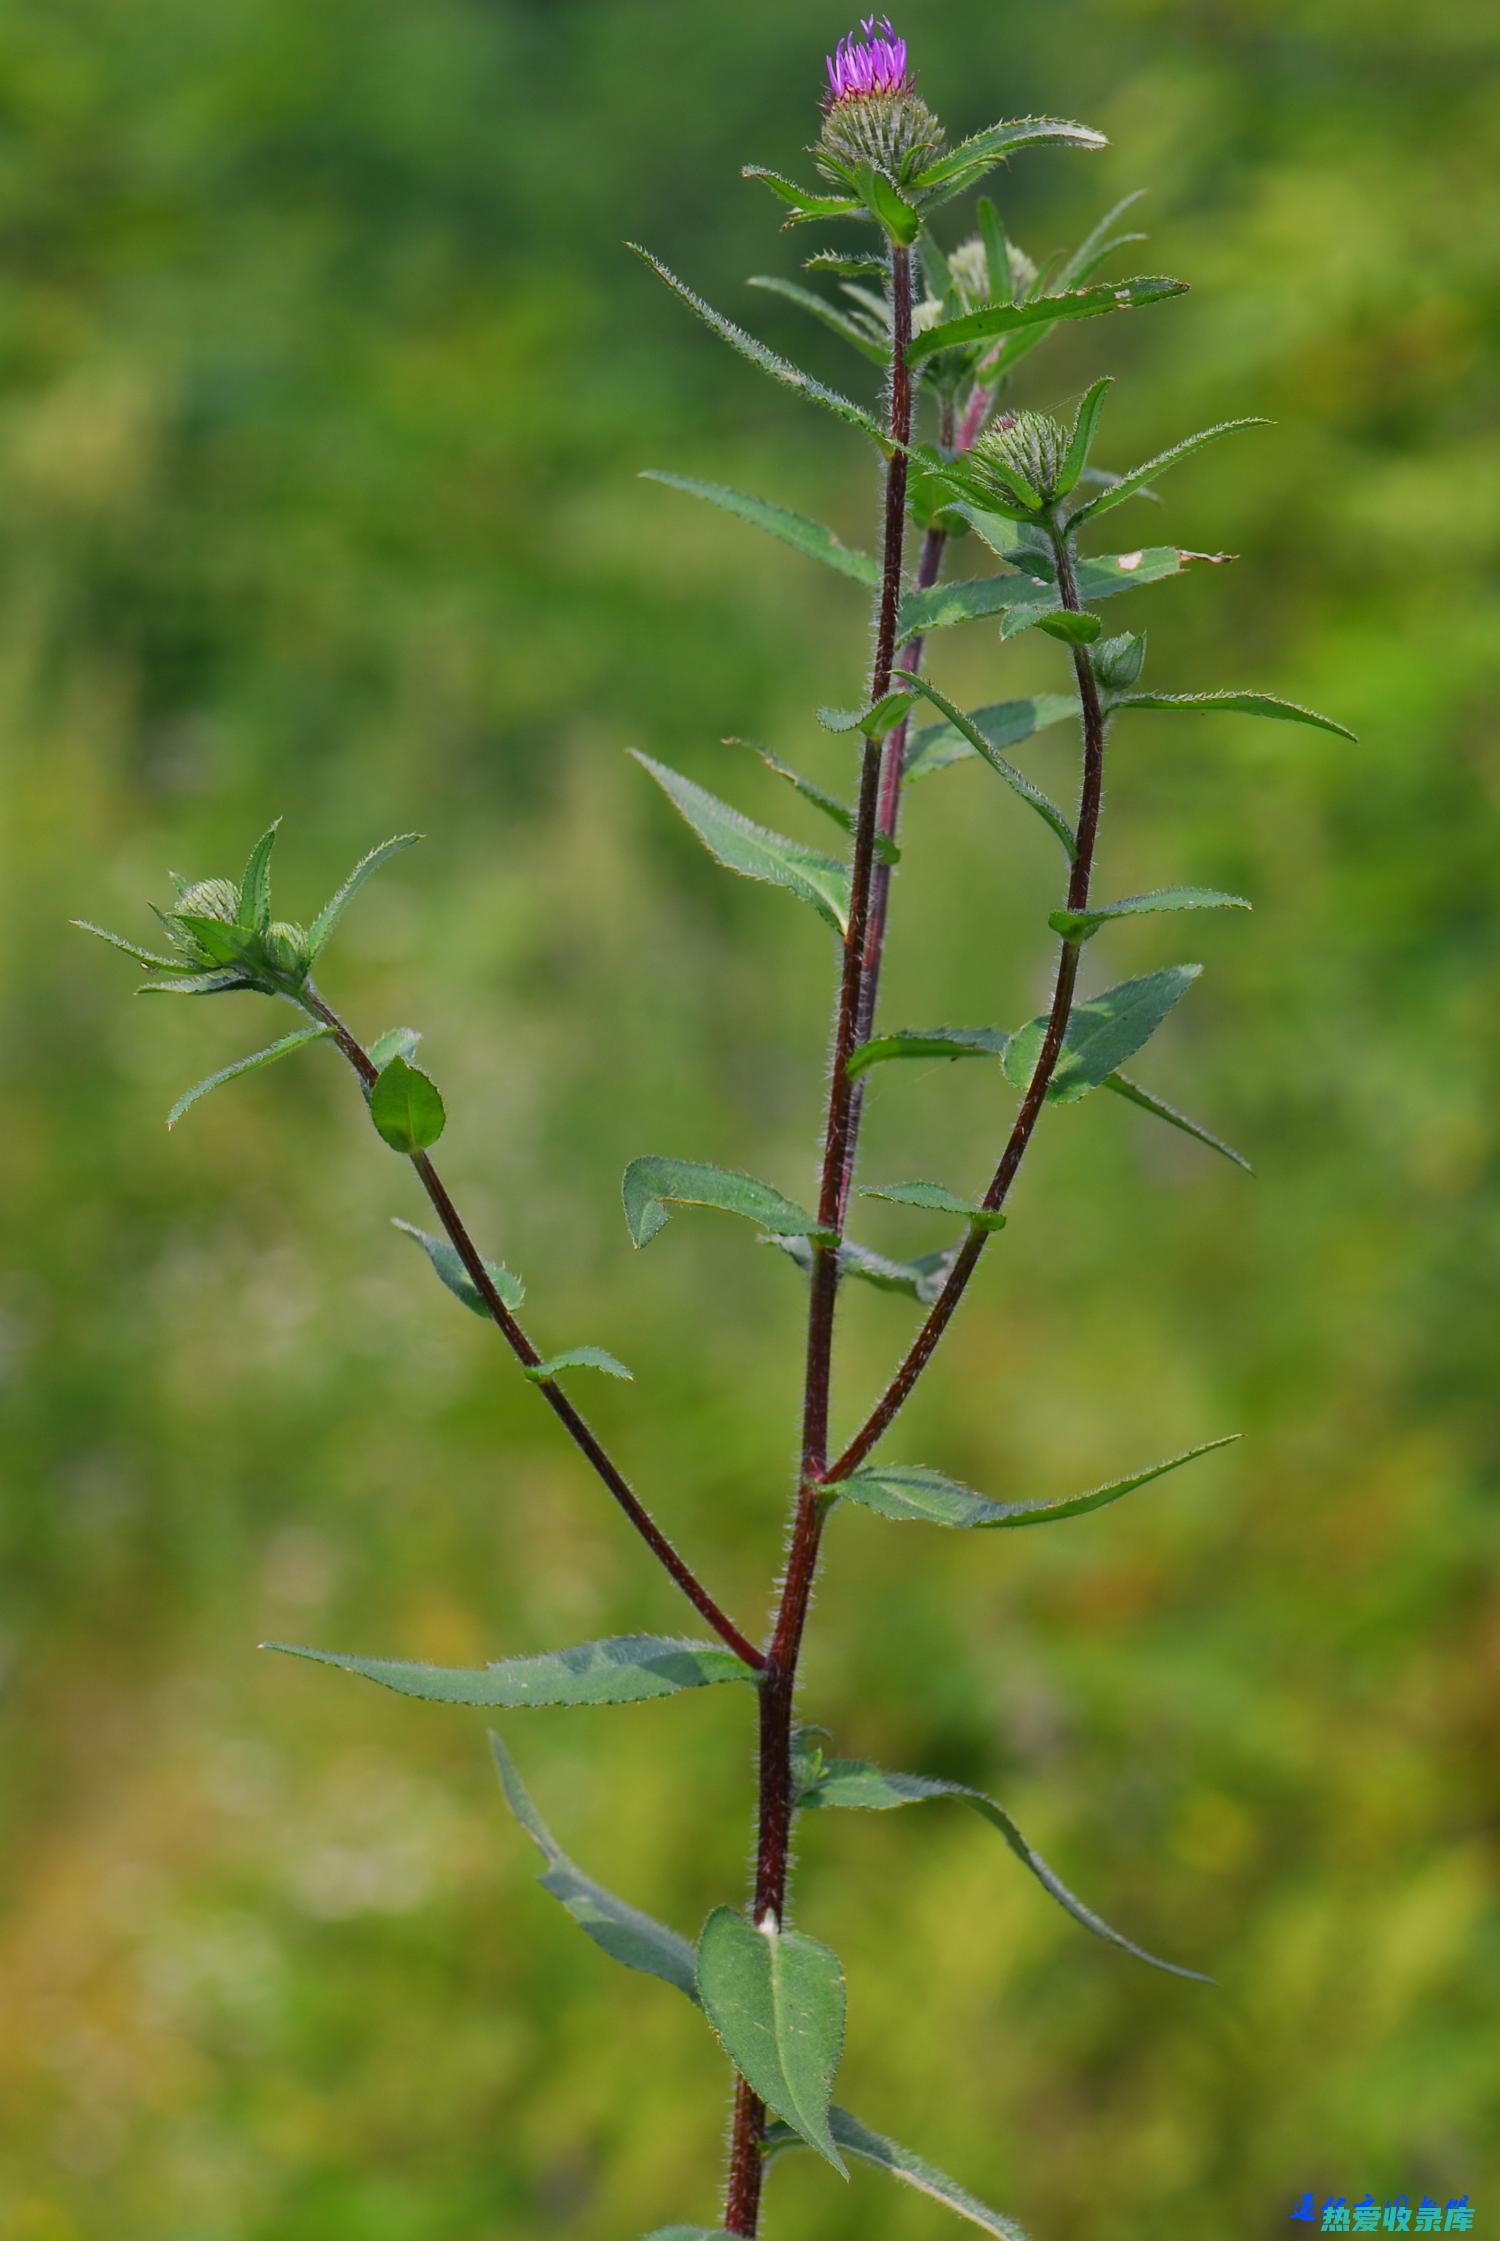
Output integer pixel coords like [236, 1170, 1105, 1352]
[824, 15, 911, 106]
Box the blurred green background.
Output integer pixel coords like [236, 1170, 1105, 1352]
[2, 0, 1497, 2235]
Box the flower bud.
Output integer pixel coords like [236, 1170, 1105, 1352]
[967, 409, 1071, 514]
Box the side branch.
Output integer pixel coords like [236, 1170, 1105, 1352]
[300, 987, 764, 1670]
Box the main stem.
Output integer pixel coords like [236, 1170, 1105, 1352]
[722, 242, 915, 2238]
[299, 987, 762, 1669]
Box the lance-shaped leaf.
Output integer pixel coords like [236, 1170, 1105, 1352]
[73, 919, 195, 973]
[798, 1760, 1211, 1983]
[630, 246, 888, 448]
[696, 1908, 847, 2174]
[742, 166, 862, 224]
[765, 1232, 951, 1305]
[764, 2108, 1034, 2240]
[847, 1024, 1010, 1080]
[1005, 965, 1201, 1103]
[747, 275, 889, 366]
[623, 1156, 829, 1250]
[306, 833, 421, 960]
[890, 673, 1075, 857]
[631, 753, 850, 934]
[237, 820, 280, 933]
[904, 694, 1076, 783]
[265, 1633, 755, 1709]
[490, 1733, 699, 2001]
[166, 1025, 332, 1130]
[805, 248, 887, 277]
[898, 544, 1208, 641]
[1104, 1071, 1252, 1171]
[1109, 688, 1355, 739]
[1067, 418, 1270, 527]
[1049, 887, 1250, 942]
[135, 968, 247, 997]
[369, 1055, 446, 1152]
[1057, 189, 1151, 290]
[836, 1437, 1236, 1532]
[1056, 376, 1114, 498]
[909, 113, 1107, 198]
[392, 1217, 525, 1313]
[860, 1180, 1006, 1232]
[908, 276, 1184, 367]
[977, 196, 1012, 304]
[641, 472, 879, 587]
[523, 1347, 634, 1385]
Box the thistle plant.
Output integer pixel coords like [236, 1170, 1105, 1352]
[79, 18, 1354, 2238]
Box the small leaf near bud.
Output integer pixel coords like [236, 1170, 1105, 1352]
[369, 1056, 446, 1155]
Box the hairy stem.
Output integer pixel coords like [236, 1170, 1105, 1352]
[825, 516, 1107, 1483]
[722, 240, 915, 2238]
[299, 986, 763, 1669]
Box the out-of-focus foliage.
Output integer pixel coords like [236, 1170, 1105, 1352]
[1, 0, 1496, 2236]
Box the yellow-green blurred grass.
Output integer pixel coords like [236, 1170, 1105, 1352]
[1, 0, 1497, 2235]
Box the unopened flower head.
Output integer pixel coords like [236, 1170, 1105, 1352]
[967, 409, 1070, 512]
[817, 15, 943, 188]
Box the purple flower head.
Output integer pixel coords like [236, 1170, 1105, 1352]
[824, 16, 912, 107]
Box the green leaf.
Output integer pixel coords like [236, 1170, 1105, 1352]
[847, 1025, 1010, 1080]
[631, 752, 850, 933]
[168, 911, 251, 969]
[910, 114, 1107, 197]
[908, 277, 1184, 367]
[803, 249, 887, 277]
[977, 197, 1012, 305]
[369, 1056, 446, 1153]
[741, 166, 862, 223]
[746, 274, 888, 365]
[800, 1760, 1211, 1982]
[367, 1025, 422, 1068]
[1050, 887, 1250, 941]
[392, 1218, 525, 1314]
[903, 695, 1076, 783]
[1006, 607, 1102, 646]
[490, 1733, 699, 2001]
[859, 1180, 1006, 1231]
[763, 1231, 952, 1304]
[1056, 190, 1151, 290]
[898, 544, 1203, 640]
[816, 687, 917, 741]
[266, 1633, 755, 1709]
[73, 919, 200, 973]
[630, 246, 888, 448]
[1109, 689, 1355, 739]
[524, 1347, 634, 1385]
[889, 673, 1075, 858]
[1004, 965, 1201, 1102]
[306, 833, 421, 960]
[624, 1155, 827, 1250]
[1101, 1071, 1252, 1172]
[850, 161, 920, 246]
[135, 969, 248, 997]
[237, 820, 280, 933]
[696, 1908, 847, 2174]
[1067, 418, 1270, 527]
[837, 1436, 1237, 1530]
[642, 471, 879, 587]
[1057, 376, 1113, 498]
[765, 2108, 1034, 2240]
[165, 1025, 331, 1130]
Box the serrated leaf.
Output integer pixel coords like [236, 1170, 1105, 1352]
[1050, 887, 1250, 941]
[642, 472, 878, 586]
[630, 246, 888, 448]
[847, 1025, 1010, 1080]
[799, 1760, 1211, 1982]
[135, 969, 248, 997]
[735, 743, 853, 834]
[368, 1025, 422, 1069]
[266, 1633, 755, 1708]
[306, 833, 421, 960]
[804, 248, 887, 277]
[524, 1347, 634, 1385]
[73, 919, 199, 973]
[838, 1438, 1236, 1534]
[741, 166, 862, 223]
[623, 1155, 827, 1250]
[632, 752, 850, 933]
[765, 2108, 1034, 2239]
[908, 277, 1184, 368]
[490, 1732, 700, 2001]
[1102, 1071, 1252, 1171]
[237, 821, 280, 932]
[1056, 189, 1151, 290]
[903, 695, 1076, 782]
[763, 1231, 952, 1304]
[897, 544, 1197, 641]
[889, 673, 1075, 857]
[392, 1217, 525, 1314]
[1005, 965, 1201, 1102]
[1068, 418, 1270, 527]
[748, 274, 888, 364]
[696, 1908, 847, 2174]
[369, 1055, 446, 1153]
[859, 1180, 1006, 1231]
[166, 1025, 331, 1130]
[1109, 689, 1355, 739]
[910, 114, 1107, 197]
[1057, 376, 1113, 497]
